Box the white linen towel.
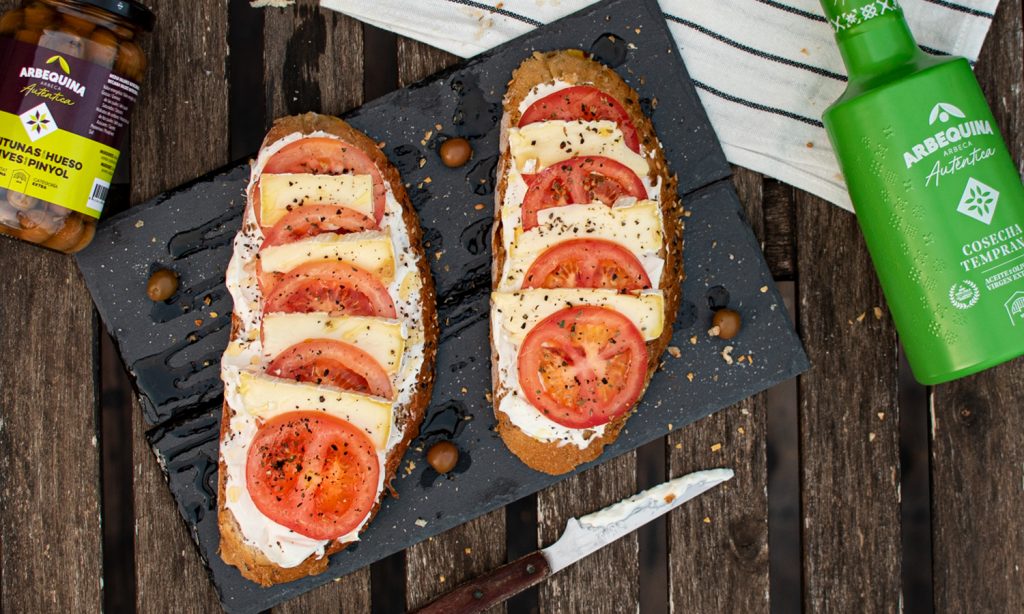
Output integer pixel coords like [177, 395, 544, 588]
[319, 0, 1002, 211]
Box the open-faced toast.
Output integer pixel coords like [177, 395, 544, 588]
[491, 51, 683, 475]
[218, 113, 437, 586]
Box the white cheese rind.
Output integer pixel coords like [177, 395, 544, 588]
[492, 289, 665, 344]
[259, 173, 374, 226]
[499, 200, 664, 291]
[261, 313, 405, 375]
[258, 231, 395, 281]
[234, 371, 393, 450]
[508, 120, 650, 178]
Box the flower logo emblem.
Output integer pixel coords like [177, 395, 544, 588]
[957, 177, 1000, 225]
[19, 102, 58, 142]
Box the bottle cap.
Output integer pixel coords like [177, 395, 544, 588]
[819, 0, 904, 34]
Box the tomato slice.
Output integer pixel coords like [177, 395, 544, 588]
[262, 137, 386, 223]
[263, 261, 396, 318]
[523, 239, 652, 290]
[519, 86, 640, 152]
[520, 156, 647, 230]
[246, 411, 380, 540]
[261, 205, 377, 249]
[267, 339, 394, 399]
[517, 306, 648, 428]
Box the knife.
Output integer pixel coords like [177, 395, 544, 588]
[412, 468, 734, 614]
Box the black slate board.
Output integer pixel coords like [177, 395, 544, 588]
[75, 0, 809, 611]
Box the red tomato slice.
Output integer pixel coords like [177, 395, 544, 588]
[267, 339, 394, 399]
[519, 86, 640, 152]
[261, 137, 386, 224]
[246, 411, 380, 540]
[517, 306, 648, 428]
[520, 156, 647, 230]
[523, 239, 652, 290]
[263, 261, 396, 318]
[261, 205, 377, 249]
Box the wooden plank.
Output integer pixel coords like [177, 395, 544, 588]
[393, 36, 508, 613]
[667, 395, 769, 613]
[668, 164, 770, 612]
[129, 1, 229, 611]
[537, 453, 639, 612]
[795, 192, 901, 611]
[0, 247, 101, 613]
[930, 0, 1024, 611]
[261, 4, 371, 611]
[761, 179, 797, 280]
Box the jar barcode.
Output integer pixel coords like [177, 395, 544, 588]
[87, 179, 110, 212]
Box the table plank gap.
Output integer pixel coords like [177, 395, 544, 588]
[795, 191, 902, 612]
[129, 1, 230, 611]
[537, 453, 639, 613]
[667, 396, 769, 613]
[761, 179, 797, 280]
[0, 242, 102, 614]
[930, 0, 1024, 612]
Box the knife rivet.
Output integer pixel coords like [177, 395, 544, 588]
[473, 590, 484, 600]
[526, 564, 536, 574]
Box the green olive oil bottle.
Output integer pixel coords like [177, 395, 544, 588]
[820, 0, 1024, 384]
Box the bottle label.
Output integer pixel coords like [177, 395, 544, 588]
[824, 0, 904, 33]
[0, 37, 140, 219]
[831, 72, 1024, 375]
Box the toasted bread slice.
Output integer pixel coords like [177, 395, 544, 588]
[491, 51, 682, 475]
[218, 113, 438, 586]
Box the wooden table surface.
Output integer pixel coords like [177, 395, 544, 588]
[0, 1, 1021, 612]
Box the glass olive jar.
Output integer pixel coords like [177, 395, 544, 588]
[0, 0, 154, 253]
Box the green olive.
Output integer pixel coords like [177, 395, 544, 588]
[426, 441, 459, 474]
[0, 9, 23, 35]
[60, 12, 96, 36]
[147, 268, 179, 302]
[712, 308, 742, 340]
[7, 190, 38, 211]
[17, 209, 56, 243]
[114, 40, 146, 81]
[86, 27, 118, 67]
[14, 28, 42, 45]
[68, 218, 96, 253]
[23, 2, 55, 30]
[42, 211, 85, 252]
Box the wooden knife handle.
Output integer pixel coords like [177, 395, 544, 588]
[411, 550, 551, 614]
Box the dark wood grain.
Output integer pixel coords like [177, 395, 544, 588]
[260, 3, 371, 610]
[930, 0, 1024, 611]
[667, 399, 769, 612]
[0, 243, 101, 614]
[129, 1, 230, 611]
[795, 191, 902, 612]
[536, 453, 639, 613]
[393, 35, 509, 614]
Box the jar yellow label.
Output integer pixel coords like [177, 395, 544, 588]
[0, 110, 118, 219]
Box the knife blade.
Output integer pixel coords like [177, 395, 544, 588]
[412, 468, 734, 614]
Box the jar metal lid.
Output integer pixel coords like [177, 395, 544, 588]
[76, 0, 156, 32]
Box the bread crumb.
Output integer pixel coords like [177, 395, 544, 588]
[869, 432, 876, 442]
[134, 220, 144, 228]
[667, 346, 682, 358]
[485, 391, 493, 403]
[415, 518, 428, 527]
[686, 372, 695, 382]
[439, 575, 446, 584]
[474, 203, 485, 210]
[703, 516, 712, 524]
[856, 312, 866, 322]
[708, 325, 721, 337]
[435, 123, 443, 131]
[689, 335, 698, 345]
[464, 547, 472, 555]
[878, 412, 885, 421]
[874, 306, 883, 320]
[404, 460, 416, 476]
[194, 319, 203, 327]
[738, 426, 745, 435]
[666, 423, 673, 431]
[760, 286, 768, 293]
[721, 345, 734, 365]
[710, 443, 722, 452]
[674, 442, 682, 449]
[209, 311, 218, 318]
[664, 493, 676, 504]
[418, 158, 426, 168]
[460, 387, 468, 394]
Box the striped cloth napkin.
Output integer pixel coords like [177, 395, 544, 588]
[319, 0, 1001, 211]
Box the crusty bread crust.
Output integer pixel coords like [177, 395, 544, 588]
[491, 51, 683, 475]
[218, 113, 438, 586]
